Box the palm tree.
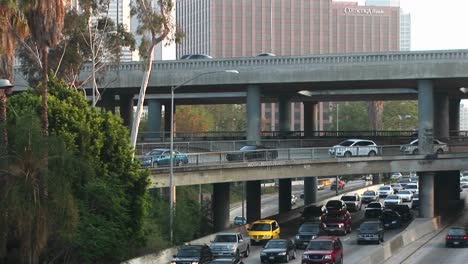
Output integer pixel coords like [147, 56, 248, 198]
[20, 0, 66, 136]
[0, 0, 29, 149]
[130, 0, 183, 150]
[0, 116, 78, 263]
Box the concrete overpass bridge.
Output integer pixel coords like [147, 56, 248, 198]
[14, 49, 468, 231]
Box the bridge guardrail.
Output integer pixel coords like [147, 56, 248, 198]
[137, 144, 468, 170]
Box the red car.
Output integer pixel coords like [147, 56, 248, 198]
[324, 211, 352, 235]
[330, 180, 346, 190]
[301, 236, 344, 264]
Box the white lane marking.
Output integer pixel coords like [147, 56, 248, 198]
[342, 237, 351, 242]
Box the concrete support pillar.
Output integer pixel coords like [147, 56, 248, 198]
[278, 178, 292, 213]
[304, 177, 317, 205]
[433, 93, 449, 140]
[304, 102, 317, 138]
[418, 80, 434, 154]
[213, 183, 230, 232]
[372, 173, 382, 185]
[246, 181, 261, 223]
[278, 97, 291, 135]
[101, 92, 115, 113]
[148, 100, 162, 138]
[419, 172, 435, 218]
[449, 99, 460, 137]
[435, 171, 461, 216]
[119, 94, 134, 128]
[163, 103, 175, 138]
[247, 85, 261, 145]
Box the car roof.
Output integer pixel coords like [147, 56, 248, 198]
[312, 236, 340, 241]
[257, 52, 276, 56]
[150, 148, 170, 151]
[362, 220, 381, 225]
[342, 193, 357, 196]
[252, 219, 276, 224]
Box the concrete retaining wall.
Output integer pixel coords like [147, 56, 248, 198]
[358, 217, 441, 264]
[123, 184, 383, 264]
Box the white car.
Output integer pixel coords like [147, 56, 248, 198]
[329, 139, 379, 157]
[378, 185, 394, 198]
[397, 190, 413, 202]
[291, 195, 298, 205]
[405, 183, 419, 193]
[400, 139, 448, 155]
[461, 179, 468, 188]
[317, 184, 325, 190]
[384, 195, 402, 207]
[391, 172, 402, 179]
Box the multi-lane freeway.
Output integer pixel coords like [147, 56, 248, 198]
[234, 189, 467, 264]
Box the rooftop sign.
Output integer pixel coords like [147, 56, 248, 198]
[344, 7, 384, 15]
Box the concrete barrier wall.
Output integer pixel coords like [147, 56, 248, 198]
[358, 217, 441, 264]
[123, 184, 383, 264]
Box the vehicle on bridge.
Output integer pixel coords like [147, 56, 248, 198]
[445, 227, 468, 247]
[328, 139, 379, 157]
[247, 219, 280, 244]
[170, 244, 213, 264]
[330, 180, 346, 190]
[357, 221, 384, 245]
[294, 222, 328, 249]
[340, 193, 362, 212]
[141, 148, 188, 167]
[361, 190, 379, 203]
[209, 232, 250, 258]
[260, 239, 296, 263]
[180, 54, 213, 59]
[324, 211, 352, 235]
[226, 145, 278, 162]
[399, 139, 448, 155]
[302, 236, 344, 264]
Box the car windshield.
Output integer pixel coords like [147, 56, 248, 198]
[234, 216, 244, 221]
[407, 185, 417, 189]
[250, 223, 271, 231]
[338, 140, 354, 146]
[448, 228, 467, 236]
[147, 150, 163, 156]
[326, 201, 342, 208]
[360, 222, 379, 231]
[176, 248, 201, 257]
[413, 193, 419, 198]
[214, 235, 237, 242]
[299, 224, 320, 233]
[400, 178, 411, 183]
[307, 241, 333, 251]
[386, 195, 399, 200]
[265, 240, 287, 249]
[391, 184, 401, 187]
[399, 191, 411, 195]
[379, 186, 390, 190]
[367, 203, 381, 209]
[363, 191, 375, 196]
[240, 146, 257, 151]
[341, 196, 356, 201]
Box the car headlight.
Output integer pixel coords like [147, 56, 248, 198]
[279, 252, 287, 255]
[261, 252, 267, 256]
[338, 223, 344, 228]
[295, 235, 300, 239]
[191, 262, 199, 264]
[227, 245, 235, 250]
[324, 254, 332, 260]
[392, 220, 397, 224]
[170, 262, 176, 264]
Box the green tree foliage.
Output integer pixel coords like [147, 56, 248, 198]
[175, 106, 215, 131]
[0, 115, 80, 263]
[5, 77, 149, 263]
[328, 102, 372, 131]
[382, 101, 418, 131]
[205, 105, 247, 131]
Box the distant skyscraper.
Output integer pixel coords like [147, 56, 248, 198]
[177, 0, 401, 130]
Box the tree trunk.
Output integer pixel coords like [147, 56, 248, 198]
[367, 101, 384, 131]
[0, 54, 14, 152]
[130, 43, 156, 151]
[41, 47, 49, 137]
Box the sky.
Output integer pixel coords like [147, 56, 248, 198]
[337, 0, 468, 51]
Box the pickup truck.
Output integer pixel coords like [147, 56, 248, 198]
[209, 232, 251, 258]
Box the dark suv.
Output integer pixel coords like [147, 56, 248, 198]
[325, 200, 347, 214]
[294, 222, 328, 249]
[302, 236, 344, 264]
[357, 221, 384, 245]
[301, 205, 328, 222]
[392, 204, 413, 222]
[171, 244, 213, 264]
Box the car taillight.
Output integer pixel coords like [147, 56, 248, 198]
[463, 236, 468, 240]
[446, 235, 451, 240]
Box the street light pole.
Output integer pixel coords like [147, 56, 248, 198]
[169, 70, 239, 244]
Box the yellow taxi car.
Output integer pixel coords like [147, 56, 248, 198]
[247, 219, 280, 244]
